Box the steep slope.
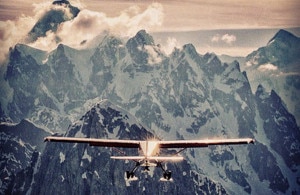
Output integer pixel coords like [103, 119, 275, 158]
[25, 0, 80, 43]
[5, 43, 93, 131]
[246, 29, 300, 68]
[31, 100, 227, 194]
[244, 29, 300, 126]
[0, 120, 50, 194]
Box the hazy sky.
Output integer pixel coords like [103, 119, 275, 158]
[1, 0, 299, 31]
[0, 0, 299, 59]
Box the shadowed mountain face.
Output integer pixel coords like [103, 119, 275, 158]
[0, 2, 300, 194]
[25, 0, 80, 43]
[0, 120, 50, 194]
[30, 100, 227, 194]
[244, 29, 300, 126]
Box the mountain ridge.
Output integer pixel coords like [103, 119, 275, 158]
[244, 29, 300, 126]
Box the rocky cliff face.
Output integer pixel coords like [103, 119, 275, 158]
[244, 29, 300, 126]
[0, 120, 50, 194]
[30, 100, 227, 194]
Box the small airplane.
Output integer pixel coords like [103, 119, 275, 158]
[44, 136, 255, 181]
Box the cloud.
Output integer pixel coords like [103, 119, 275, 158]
[0, 2, 164, 63]
[30, 2, 164, 51]
[258, 63, 278, 72]
[161, 37, 180, 55]
[221, 34, 237, 44]
[0, 2, 58, 63]
[211, 35, 220, 43]
[144, 45, 163, 65]
[211, 33, 237, 45]
[0, 16, 36, 63]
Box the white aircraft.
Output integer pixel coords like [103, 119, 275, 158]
[44, 136, 254, 180]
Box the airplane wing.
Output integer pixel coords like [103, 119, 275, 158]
[44, 136, 254, 149]
[44, 136, 140, 148]
[157, 138, 254, 148]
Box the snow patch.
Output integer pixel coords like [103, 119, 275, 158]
[59, 152, 65, 163]
[82, 149, 92, 162]
[18, 139, 25, 147]
[94, 170, 99, 179]
[61, 175, 65, 182]
[82, 172, 87, 179]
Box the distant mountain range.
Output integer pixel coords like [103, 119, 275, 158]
[0, 1, 299, 194]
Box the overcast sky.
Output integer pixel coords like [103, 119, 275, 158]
[1, 0, 300, 31]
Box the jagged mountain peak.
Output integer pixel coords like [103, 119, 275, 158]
[244, 29, 300, 125]
[98, 35, 123, 46]
[255, 84, 269, 100]
[49, 43, 86, 61]
[182, 43, 196, 52]
[203, 52, 219, 63]
[246, 29, 300, 69]
[52, 43, 80, 54]
[201, 52, 226, 77]
[129, 29, 155, 46]
[67, 99, 154, 140]
[255, 84, 285, 107]
[182, 43, 202, 60]
[125, 30, 162, 66]
[231, 60, 241, 72]
[52, 0, 71, 6]
[95, 35, 125, 57]
[9, 43, 47, 64]
[56, 43, 66, 52]
[25, 1, 80, 43]
[30, 99, 230, 194]
[48, 43, 69, 60]
[256, 84, 282, 103]
[268, 29, 299, 45]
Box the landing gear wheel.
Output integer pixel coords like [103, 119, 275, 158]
[126, 171, 135, 179]
[163, 170, 172, 180]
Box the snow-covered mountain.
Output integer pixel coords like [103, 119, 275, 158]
[0, 119, 50, 194]
[0, 1, 300, 194]
[243, 29, 300, 126]
[30, 100, 228, 194]
[25, 0, 80, 43]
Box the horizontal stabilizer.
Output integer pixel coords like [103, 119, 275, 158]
[111, 156, 145, 160]
[147, 156, 184, 161]
[111, 156, 183, 161]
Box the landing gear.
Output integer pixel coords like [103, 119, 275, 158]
[125, 162, 140, 180]
[157, 162, 172, 181]
[163, 170, 172, 180]
[125, 161, 173, 181]
[125, 171, 135, 179]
